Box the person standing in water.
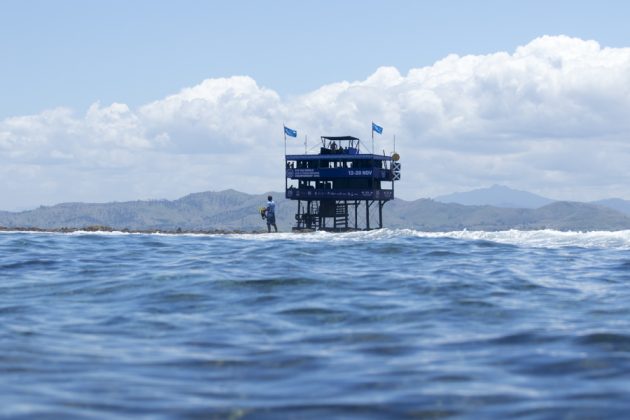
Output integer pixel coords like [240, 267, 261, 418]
[265, 195, 278, 233]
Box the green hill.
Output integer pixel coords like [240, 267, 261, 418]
[2, 191, 630, 232]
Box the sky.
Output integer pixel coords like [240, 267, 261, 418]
[1, 0, 630, 211]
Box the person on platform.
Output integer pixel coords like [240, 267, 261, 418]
[265, 195, 278, 233]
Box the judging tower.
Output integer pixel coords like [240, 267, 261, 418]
[285, 136, 401, 231]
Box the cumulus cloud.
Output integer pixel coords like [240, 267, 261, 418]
[140, 76, 282, 154]
[2, 35, 630, 210]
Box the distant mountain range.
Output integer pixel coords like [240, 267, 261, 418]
[435, 184, 555, 208]
[0, 190, 282, 232]
[435, 185, 630, 215]
[2, 187, 630, 232]
[590, 198, 630, 216]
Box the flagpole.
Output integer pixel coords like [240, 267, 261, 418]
[283, 124, 287, 157]
[371, 121, 374, 154]
[305, 134, 307, 154]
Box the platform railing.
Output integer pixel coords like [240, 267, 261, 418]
[286, 188, 393, 200]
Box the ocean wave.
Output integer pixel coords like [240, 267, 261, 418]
[2, 228, 630, 417]
[3, 228, 630, 249]
[228, 228, 630, 249]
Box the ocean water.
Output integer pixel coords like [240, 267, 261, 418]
[2, 229, 630, 418]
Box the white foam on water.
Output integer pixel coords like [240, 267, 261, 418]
[67, 230, 132, 236]
[421, 229, 630, 249]
[227, 229, 630, 249]
[3, 228, 630, 249]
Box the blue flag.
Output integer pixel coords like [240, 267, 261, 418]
[284, 126, 297, 138]
[372, 122, 383, 134]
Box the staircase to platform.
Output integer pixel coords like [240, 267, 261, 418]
[333, 202, 348, 230]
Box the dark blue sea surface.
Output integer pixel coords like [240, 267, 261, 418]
[2, 229, 630, 418]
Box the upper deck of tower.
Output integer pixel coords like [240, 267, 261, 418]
[285, 136, 391, 162]
[284, 135, 400, 201]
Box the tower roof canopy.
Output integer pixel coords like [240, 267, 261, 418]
[321, 136, 360, 141]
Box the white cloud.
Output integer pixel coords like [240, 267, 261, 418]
[140, 76, 282, 153]
[2, 35, 630, 211]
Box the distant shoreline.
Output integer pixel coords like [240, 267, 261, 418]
[2, 189, 630, 232]
[0, 225, 257, 235]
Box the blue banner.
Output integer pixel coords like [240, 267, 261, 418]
[372, 122, 383, 134]
[286, 167, 393, 180]
[284, 126, 297, 138]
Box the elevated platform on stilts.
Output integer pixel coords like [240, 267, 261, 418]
[285, 135, 401, 231]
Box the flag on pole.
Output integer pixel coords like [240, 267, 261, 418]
[372, 122, 383, 135]
[284, 126, 297, 138]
